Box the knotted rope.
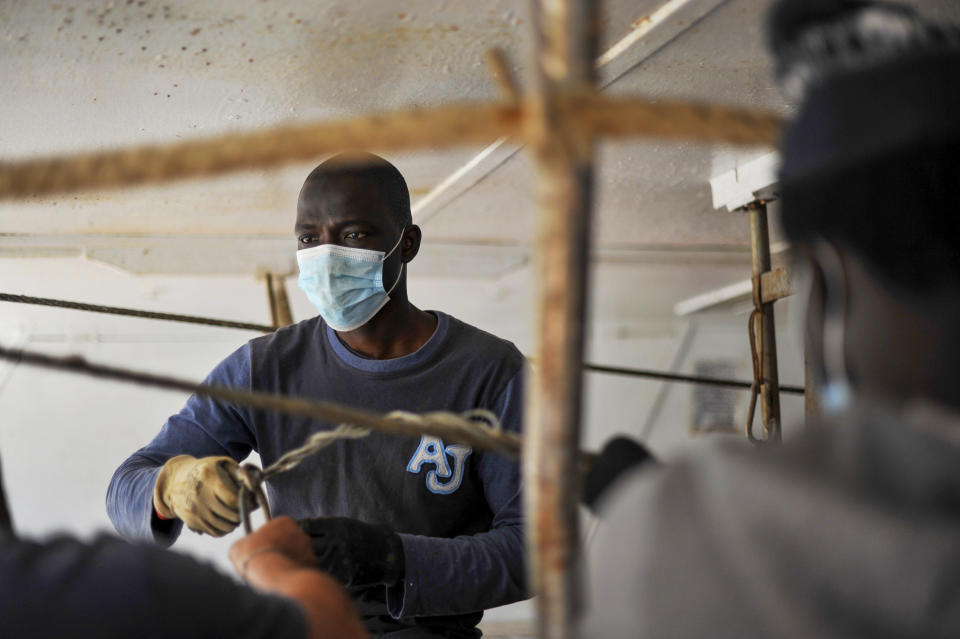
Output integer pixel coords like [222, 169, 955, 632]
[232, 410, 504, 532]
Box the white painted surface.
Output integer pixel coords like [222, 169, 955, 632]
[709, 151, 780, 211]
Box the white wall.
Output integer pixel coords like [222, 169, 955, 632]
[0, 257, 273, 573]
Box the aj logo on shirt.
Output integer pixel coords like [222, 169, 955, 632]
[406, 435, 472, 494]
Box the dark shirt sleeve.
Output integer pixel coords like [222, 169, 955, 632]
[0, 533, 306, 639]
[106, 344, 258, 544]
[387, 369, 528, 618]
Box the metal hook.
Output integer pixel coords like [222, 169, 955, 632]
[236, 463, 272, 534]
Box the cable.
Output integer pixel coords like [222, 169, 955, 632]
[0, 343, 525, 460]
[0, 292, 806, 394]
[583, 363, 805, 395]
[0, 292, 273, 333]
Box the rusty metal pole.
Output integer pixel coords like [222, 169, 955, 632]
[747, 201, 782, 442]
[265, 273, 293, 329]
[524, 0, 598, 637]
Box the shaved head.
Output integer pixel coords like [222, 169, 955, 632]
[299, 152, 412, 232]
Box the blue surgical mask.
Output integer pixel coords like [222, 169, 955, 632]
[296, 230, 405, 331]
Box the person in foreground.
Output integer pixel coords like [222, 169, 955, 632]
[107, 152, 526, 638]
[229, 516, 367, 639]
[579, 1, 960, 637]
[2, 448, 364, 639]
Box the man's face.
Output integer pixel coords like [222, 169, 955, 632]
[294, 175, 402, 254]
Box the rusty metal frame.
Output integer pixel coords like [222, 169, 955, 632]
[523, 1, 598, 637]
[760, 266, 791, 304]
[745, 200, 783, 443]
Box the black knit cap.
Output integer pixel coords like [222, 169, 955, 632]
[770, 0, 960, 182]
[768, 0, 960, 292]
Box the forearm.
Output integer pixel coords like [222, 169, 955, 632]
[107, 342, 256, 541]
[106, 455, 182, 544]
[243, 552, 368, 639]
[388, 525, 527, 617]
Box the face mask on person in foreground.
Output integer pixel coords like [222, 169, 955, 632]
[296, 229, 405, 332]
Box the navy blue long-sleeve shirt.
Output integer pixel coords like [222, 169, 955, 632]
[107, 311, 527, 637]
[1, 533, 305, 639]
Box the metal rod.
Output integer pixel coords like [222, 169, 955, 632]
[585, 362, 804, 394]
[265, 274, 294, 329]
[748, 202, 782, 443]
[525, 0, 598, 636]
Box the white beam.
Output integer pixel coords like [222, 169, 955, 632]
[709, 151, 780, 212]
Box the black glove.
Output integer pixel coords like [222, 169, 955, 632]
[583, 436, 657, 512]
[297, 516, 405, 588]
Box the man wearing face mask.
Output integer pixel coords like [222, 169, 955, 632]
[107, 152, 527, 638]
[579, 2, 960, 637]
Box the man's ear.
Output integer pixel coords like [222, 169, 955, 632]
[401, 225, 422, 263]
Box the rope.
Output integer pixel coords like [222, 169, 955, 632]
[0, 342, 527, 460]
[0, 290, 805, 394]
[261, 424, 372, 479]
[230, 409, 506, 532]
[0, 341, 536, 534]
[0, 292, 273, 332]
[0, 96, 781, 200]
[745, 305, 764, 443]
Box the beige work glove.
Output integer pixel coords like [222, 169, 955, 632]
[153, 455, 241, 536]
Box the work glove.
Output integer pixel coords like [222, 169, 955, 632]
[153, 454, 241, 536]
[582, 436, 657, 512]
[297, 516, 405, 588]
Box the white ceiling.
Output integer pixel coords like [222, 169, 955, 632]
[2, 0, 958, 318]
